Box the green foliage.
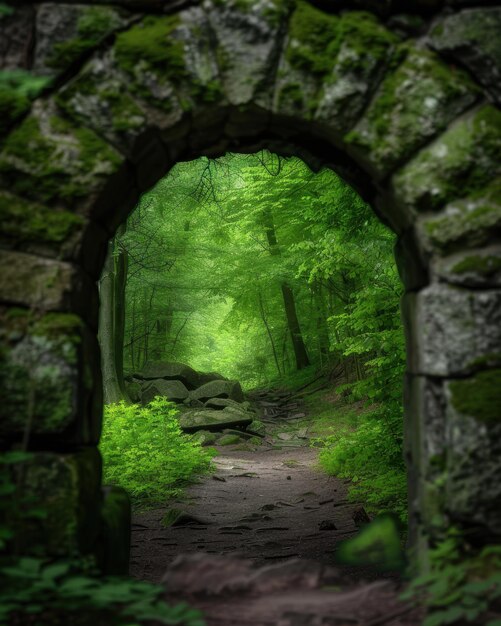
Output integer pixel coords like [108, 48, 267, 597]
[0, 556, 204, 625]
[100, 397, 215, 506]
[403, 531, 501, 626]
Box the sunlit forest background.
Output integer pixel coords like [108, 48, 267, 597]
[98, 152, 407, 519]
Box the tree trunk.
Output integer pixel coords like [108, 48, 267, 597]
[99, 240, 124, 404]
[113, 225, 128, 395]
[258, 291, 282, 376]
[262, 208, 310, 371]
[313, 282, 330, 365]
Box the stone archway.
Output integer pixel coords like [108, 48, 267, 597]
[1, 0, 500, 572]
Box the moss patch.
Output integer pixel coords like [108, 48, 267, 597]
[0, 71, 52, 137]
[450, 369, 501, 424]
[393, 105, 501, 212]
[423, 179, 501, 254]
[345, 46, 479, 176]
[0, 109, 121, 205]
[115, 15, 186, 81]
[48, 7, 123, 71]
[0, 191, 83, 247]
[451, 254, 501, 277]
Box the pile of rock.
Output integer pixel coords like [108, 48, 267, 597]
[125, 361, 265, 446]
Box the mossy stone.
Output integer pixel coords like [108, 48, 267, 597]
[0, 311, 91, 439]
[0, 191, 84, 250]
[46, 7, 125, 72]
[0, 104, 122, 206]
[421, 179, 501, 255]
[450, 369, 501, 424]
[393, 105, 501, 213]
[345, 46, 479, 178]
[217, 433, 242, 446]
[451, 254, 501, 277]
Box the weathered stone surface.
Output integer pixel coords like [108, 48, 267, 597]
[0, 100, 122, 209]
[429, 8, 501, 104]
[433, 245, 501, 288]
[34, 4, 130, 78]
[0, 5, 35, 70]
[418, 179, 501, 256]
[198, 370, 227, 385]
[178, 408, 252, 433]
[0, 250, 97, 323]
[445, 374, 501, 536]
[392, 106, 501, 213]
[204, 397, 248, 411]
[403, 284, 501, 377]
[191, 429, 217, 446]
[0, 309, 102, 444]
[207, 0, 287, 107]
[190, 379, 244, 403]
[142, 378, 190, 404]
[314, 12, 398, 135]
[136, 361, 201, 389]
[345, 47, 479, 178]
[6, 447, 102, 556]
[56, 51, 150, 153]
[0, 191, 85, 258]
[97, 485, 131, 575]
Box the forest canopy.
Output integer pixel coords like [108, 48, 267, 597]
[100, 151, 403, 395]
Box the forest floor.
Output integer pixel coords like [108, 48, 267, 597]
[130, 388, 423, 626]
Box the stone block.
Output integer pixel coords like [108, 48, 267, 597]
[392, 106, 501, 213]
[0, 5, 35, 70]
[402, 284, 501, 377]
[207, 0, 287, 107]
[96, 486, 131, 575]
[345, 47, 479, 179]
[0, 308, 102, 445]
[418, 179, 501, 256]
[5, 447, 102, 557]
[429, 8, 501, 104]
[444, 373, 501, 538]
[0, 191, 86, 260]
[433, 245, 501, 288]
[0, 250, 98, 326]
[0, 99, 123, 211]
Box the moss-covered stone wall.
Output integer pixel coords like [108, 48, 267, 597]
[0, 0, 500, 572]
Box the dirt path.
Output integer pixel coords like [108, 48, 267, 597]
[130, 391, 423, 625]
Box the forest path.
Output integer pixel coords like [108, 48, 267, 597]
[130, 391, 422, 625]
[130, 388, 363, 583]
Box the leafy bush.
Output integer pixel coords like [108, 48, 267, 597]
[402, 531, 501, 626]
[0, 557, 204, 626]
[100, 397, 215, 506]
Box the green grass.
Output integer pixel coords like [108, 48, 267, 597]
[100, 397, 216, 508]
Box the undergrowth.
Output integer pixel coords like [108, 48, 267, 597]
[0, 451, 204, 626]
[402, 530, 501, 626]
[100, 397, 216, 508]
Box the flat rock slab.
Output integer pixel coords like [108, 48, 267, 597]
[178, 409, 253, 433]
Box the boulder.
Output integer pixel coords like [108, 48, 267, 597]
[204, 397, 249, 411]
[126, 381, 142, 403]
[191, 430, 217, 446]
[135, 361, 201, 390]
[142, 379, 189, 405]
[198, 371, 228, 386]
[217, 434, 242, 446]
[178, 409, 252, 433]
[190, 379, 244, 404]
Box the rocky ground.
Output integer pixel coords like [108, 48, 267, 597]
[129, 388, 424, 626]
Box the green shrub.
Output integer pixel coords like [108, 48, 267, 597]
[100, 397, 215, 507]
[402, 531, 501, 626]
[316, 411, 407, 522]
[0, 556, 205, 625]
